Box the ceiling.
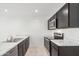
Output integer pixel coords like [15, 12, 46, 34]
[0, 3, 65, 18]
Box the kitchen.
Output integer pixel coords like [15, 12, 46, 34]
[0, 3, 79, 56]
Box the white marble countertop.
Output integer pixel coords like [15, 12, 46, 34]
[0, 36, 29, 56]
[51, 40, 79, 46]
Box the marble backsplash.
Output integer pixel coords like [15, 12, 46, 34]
[51, 28, 79, 41]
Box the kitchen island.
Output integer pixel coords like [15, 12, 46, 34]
[44, 35, 79, 56]
[50, 40, 79, 56]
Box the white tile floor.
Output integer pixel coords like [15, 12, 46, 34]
[25, 47, 50, 56]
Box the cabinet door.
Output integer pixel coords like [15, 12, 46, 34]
[25, 39, 27, 51]
[25, 37, 29, 52]
[56, 4, 68, 28]
[44, 37, 50, 52]
[18, 45, 23, 56]
[22, 42, 26, 56]
[69, 3, 79, 27]
[51, 46, 58, 56]
[18, 37, 29, 56]
[27, 37, 29, 48]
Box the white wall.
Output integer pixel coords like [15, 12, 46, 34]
[0, 16, 48, 48]
[0, 3, 65, 48]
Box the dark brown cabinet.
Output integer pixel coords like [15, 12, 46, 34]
[25, 37, 29, 52]
[18, 40, 25, 56]
[50, 41, 79, 56]
[56, 4, 68, 28]
[18, 43, 23, 56]
[22, 41, 26, 56]
[44, 37, 51, 55]
[50, 41, 58, 56]
[69, 3, 79, 27]
[48, 3, 79, 29]
[51, 45, 58, 56]
[18, 37, 29, 56]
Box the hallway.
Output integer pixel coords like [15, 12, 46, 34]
[25, 47, 50, 56]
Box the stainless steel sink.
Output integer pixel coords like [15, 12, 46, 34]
[12, 38, 23, 42]
[3, 38, 23, 43]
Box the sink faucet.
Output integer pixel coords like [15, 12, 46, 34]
[7, 35, 13, 42]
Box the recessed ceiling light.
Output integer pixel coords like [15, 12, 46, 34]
[4, 9, 8, 13]
[35, 9, 38, 13]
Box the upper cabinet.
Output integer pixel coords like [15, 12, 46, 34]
[48, 3, 79, 30]
[56, 4, 68, 28]
[69, 3, 79, 27]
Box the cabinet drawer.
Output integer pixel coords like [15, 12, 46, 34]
[51, 45, 58, 56]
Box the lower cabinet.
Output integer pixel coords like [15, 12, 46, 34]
[25, 37, 29, 52]
[3, 37, 29, 56]
[18, 43, 23, 56]
[50, 41, 58, 56]
[22, 42, 26, 56]
[44, 37, 51, 55]
[58, 46, 79, 56]
[3, 46, 18, 56]
[51, 46, 58, 56]
[50, 41, 79, 56]
[18, 37, 29, 56]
